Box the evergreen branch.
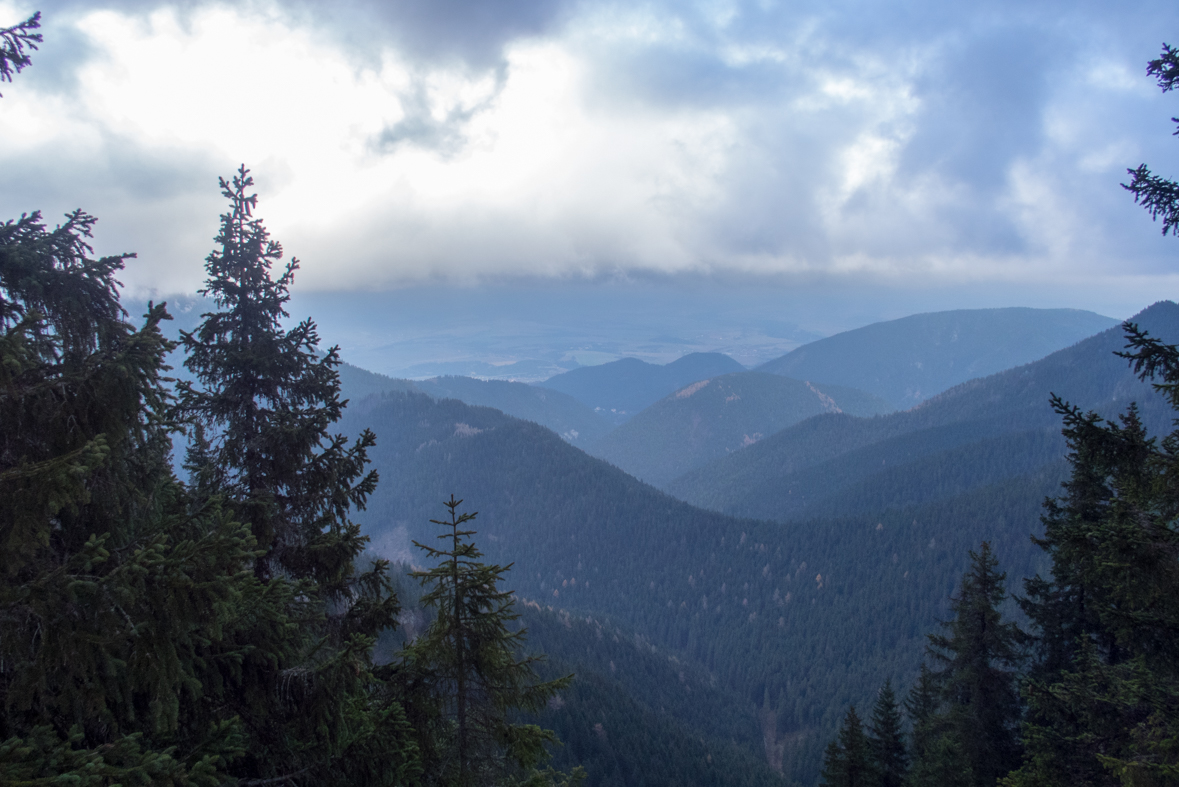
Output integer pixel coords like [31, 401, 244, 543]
[0, 11, 41, 94]
[1123, 165, 1179, 236]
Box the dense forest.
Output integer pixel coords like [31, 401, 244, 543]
[0, 135, 583, 783]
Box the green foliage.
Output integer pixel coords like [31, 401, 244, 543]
[1008, 350, 1179, 787]
[1123, 44, 1179, 236]
[0, 210, 259, 783]
[822, 706, 872, 787]
[867, 681, 907, 787]
[926, 543, 1023, 787]
[518, 605, 787, 787]
[403, 496, 577, 787]
[175, 167, 412, 784]
[344, 386, 1069, 784]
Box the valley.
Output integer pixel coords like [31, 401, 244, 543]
[335, 303, 1172, 785]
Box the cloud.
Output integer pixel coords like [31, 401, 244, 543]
[1, 0, 1177, 298]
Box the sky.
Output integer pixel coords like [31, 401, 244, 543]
[3, 0, 1179, 366]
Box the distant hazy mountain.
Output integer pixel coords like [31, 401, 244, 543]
[758, 307, 1118, 409]
[670, 302, 1178, 522]
[588, 372, 891, 486]
[337, 362, 610, 448]
[391, 358, 580, 383]
[538, 352, 745, 422]
[413, 376, 612, 447]
[338, 361, 417, 402]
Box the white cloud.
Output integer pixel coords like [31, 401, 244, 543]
[1, 0, 1176, 299]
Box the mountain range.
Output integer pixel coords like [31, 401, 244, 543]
[538, 353, 746, 422]
[757, 307, 1117, 409]
[587, 372, 892, 487]
[334, 302, 1175, 785]
[668, 302, 1177, 523]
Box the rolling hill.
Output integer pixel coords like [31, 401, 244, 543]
[538, 352, 745, 422]
[757, 307, 1117, 409]
[587, 372, 891, 487]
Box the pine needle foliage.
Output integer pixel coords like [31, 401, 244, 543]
[867, 680, 908, 787]
[0, 210, 263, 784]
[406, 495, 578, 787]
[822, 705, 873, 787]
[0, 11, 40, 94]
[926, 542, 1023, 787]
[177, 166, 414, 784]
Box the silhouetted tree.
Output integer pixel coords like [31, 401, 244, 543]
[0, 11, 40, 94]
[0, 210, 263, 783]
[1124, 43, 1179, 235]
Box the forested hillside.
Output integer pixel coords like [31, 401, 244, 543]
[343, 388, 1065, 783]
[668, 301, 1179, 523]
[337, 362, 612, 448]
[538, 353, 745, 421]
[757, 308, 1117, 409]
[588, 372, 891, 486]
[382, 568, 789, 787]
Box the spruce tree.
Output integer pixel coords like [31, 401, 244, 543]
[868, 681, 907, 787]
[926, 542, 1022, 787]
[404, 495, 578, 787]
[0, 210, 266, 784]
[179, 167, 414, 784]
[1005, 43, 1179, 787]
[822, 705, 873, 787]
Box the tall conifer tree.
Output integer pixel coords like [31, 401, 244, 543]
[404, 495, 578, 787]
[0, 210, 273, 784]
[1005, 42, 1179, 787]
[823, 705, 873, 787]
[868, 681, 908, 787]
[179, 167, 413, 784]
[926, 542, 1022, 787]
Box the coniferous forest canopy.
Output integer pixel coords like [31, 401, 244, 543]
[3, 8, 1179, 787]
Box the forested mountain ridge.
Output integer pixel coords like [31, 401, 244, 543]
[538, 352, 745, 421]
[343, 387, 1064, 784]
[587, 372, 891, 487]
[668, 301, 1179, 523]
[757, 307, 1117, 409]
[382, 570, 790, 787]
[337, 361, 612, 448]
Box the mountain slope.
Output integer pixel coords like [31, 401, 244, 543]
[381, 567, 787, 787]
[588, 372, 891, 486]
[337, 363, 611, 448]
[538, 352, 745, 421]
[414, 375, 613, 447]
[758, 307, 1117, 409]
[341, 389, 1061, 784]
[669, 303, 1178, 523]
